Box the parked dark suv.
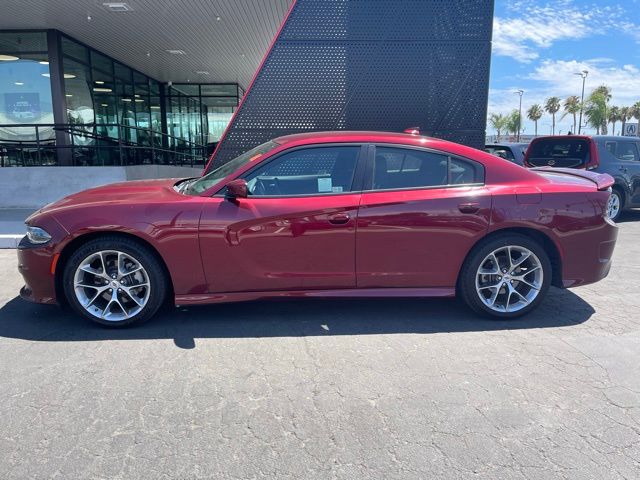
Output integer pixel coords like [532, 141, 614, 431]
[524, 135, 640, 221]
[485, 143, 529, 166]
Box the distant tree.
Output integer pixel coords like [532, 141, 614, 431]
[545, 97, 562, 135]
[585, 91, 608, 134]
[562, 96, 581, 134]
[591, 85, 612, 134]
[619, 106, 632, 136]
[505, 110, 522, 138]
[489, 113, 507, 141]
[608, 106, 620, 136]
[527, 104, 544, 137]
[632, 102, 640, 136]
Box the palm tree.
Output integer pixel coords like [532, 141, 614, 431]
[505, 110, 521, 138]
[608, 106, 620, 136]
[632, 102, 640, 137]
[562, 96, 581, 134]
[488, 113, 507, 142]
[527, 104, 543, 137]
[545, 97, 561, 135]
[619, 106, 632, 136]
[584, 91, 608, 134]
[592, 85, 612, 134]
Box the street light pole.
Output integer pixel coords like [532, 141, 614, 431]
[515, 89, 524, 142]
[575, 70, 588, 135]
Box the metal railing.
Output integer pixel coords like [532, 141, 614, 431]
[0, 123, 209, 168]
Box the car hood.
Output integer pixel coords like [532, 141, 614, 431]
[30, 178, 187, 219]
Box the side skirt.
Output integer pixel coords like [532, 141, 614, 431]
[175, 287, 456, 306]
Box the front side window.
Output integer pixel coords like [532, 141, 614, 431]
[371, 147, 482, 190]
[244, 146, 360, 196]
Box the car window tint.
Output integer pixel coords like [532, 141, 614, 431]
[371, 147, 482, 191]
[613, 142, 640, 162]
[449, 157, 483, 185]
[485, 146, 515, 161]
[244, 146, 359, 196]
[527, 138, 590, 168]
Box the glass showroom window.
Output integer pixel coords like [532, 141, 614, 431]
[0, 31, 54, 166]
[59, 34, 162, 166]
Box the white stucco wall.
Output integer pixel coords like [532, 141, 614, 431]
[0, 165, 202, 209]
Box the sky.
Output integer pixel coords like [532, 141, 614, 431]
[489, 0, 640, 136]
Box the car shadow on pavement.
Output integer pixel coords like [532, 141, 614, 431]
[0, 287, 595, 349]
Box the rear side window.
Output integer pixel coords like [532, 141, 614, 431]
[527, 138, 590, 168]
[371, 147, 483, 191]
[606, 141, 640, 162]
[244, 146, 359, 196]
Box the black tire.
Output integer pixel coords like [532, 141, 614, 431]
[608, 189, 624, 222]
[62, 236, 168, 327]
[458, 234, 552, 319]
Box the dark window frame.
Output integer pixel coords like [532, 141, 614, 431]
[214, 143, 368, 198]
[363, 144, 486, 193]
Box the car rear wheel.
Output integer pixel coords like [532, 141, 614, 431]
[63, 237, 167, 327]
[606, 190, 623, 222]
[459, 234, 551, 319]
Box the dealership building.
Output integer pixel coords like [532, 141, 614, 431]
[0, 0, 493, 208]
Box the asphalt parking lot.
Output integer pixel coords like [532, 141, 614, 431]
[1, 216, 639, 480]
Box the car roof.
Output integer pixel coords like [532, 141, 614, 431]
[274, 130, 431, 144]
[531, 135, 638, 142]
[272, 130, 481, 157]
[485, 143, 529, 148]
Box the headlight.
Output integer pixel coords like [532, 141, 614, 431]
[26, 226, 52, 244]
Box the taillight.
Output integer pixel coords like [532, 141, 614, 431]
[585, 141, 599, 170]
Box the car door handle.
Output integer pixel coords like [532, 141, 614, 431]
[620, 166, 628, 173]
[458, 203, 480, 214]
[328, 213, 351, 225]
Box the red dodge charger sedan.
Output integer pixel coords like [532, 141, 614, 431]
[18, 131, 618, 327]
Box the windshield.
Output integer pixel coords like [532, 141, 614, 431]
[183, 141, 279, 195]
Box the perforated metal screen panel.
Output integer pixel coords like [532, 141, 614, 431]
[207, 0, 495, 170]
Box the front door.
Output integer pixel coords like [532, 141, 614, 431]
[356, 145, 491, 288]
[198, 145, 365, 293]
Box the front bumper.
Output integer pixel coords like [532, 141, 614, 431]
[17, 236, 58, 305]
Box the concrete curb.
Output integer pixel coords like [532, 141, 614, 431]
[0, 235, 22, 249]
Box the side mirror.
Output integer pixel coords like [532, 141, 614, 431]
[226, 178, 248, 199]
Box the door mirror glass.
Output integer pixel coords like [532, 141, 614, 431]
[226, 179, 248, 198]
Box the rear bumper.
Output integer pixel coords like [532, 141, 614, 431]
[17, 237, 57, 305]
[559, 218, 618, 288]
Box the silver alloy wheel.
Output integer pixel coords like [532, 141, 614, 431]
[475, 246, 543, 313]
[607, 192, 621, 220]
[73, 250, 150, 321]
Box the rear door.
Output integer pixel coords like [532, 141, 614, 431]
[356, 145, 491, 288]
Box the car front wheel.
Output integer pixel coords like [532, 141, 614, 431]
[62, 236, 167, 327]
[459, 234, 552, 319]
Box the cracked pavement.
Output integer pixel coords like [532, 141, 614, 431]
[1, 215, 639, 479]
